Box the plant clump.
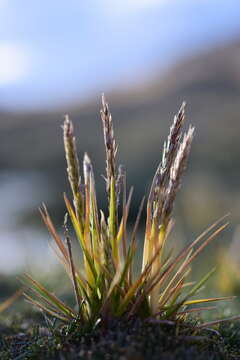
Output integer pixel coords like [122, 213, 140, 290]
[23, 95, 230, 331]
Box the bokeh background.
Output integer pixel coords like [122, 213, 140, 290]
[1, 0, 240, 303]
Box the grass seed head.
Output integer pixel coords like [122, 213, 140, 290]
[100, 94, 117, 196]
[163, 125, 194, 224]
[63, 115, 84, 222]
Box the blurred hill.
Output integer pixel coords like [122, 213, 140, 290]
[1, 38, 240, 233]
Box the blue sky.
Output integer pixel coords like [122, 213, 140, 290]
[1, 0, 240, 110]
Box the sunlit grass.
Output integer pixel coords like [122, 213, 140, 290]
[23, 96, 233, 330]
[0, 290, 22, 313]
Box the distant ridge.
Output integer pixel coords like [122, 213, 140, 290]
[1, 38, 240, 188]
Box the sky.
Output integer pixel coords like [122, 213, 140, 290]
[1, 0, 240, 111]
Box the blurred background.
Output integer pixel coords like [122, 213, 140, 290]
[1, 0, 240, 303]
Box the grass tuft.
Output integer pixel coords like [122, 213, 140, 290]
[23, 97, 231, 331]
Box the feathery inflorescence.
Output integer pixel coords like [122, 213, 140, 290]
[163, 125, 195, 225]
[100, 94, 117, 197]
[63, 115, 84, 226]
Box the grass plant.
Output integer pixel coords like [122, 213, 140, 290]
[23, 96, 232, 331]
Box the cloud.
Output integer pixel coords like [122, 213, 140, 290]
[0, 43, 30, 85]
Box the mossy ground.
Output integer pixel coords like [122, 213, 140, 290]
[1, 312, 240, 360]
